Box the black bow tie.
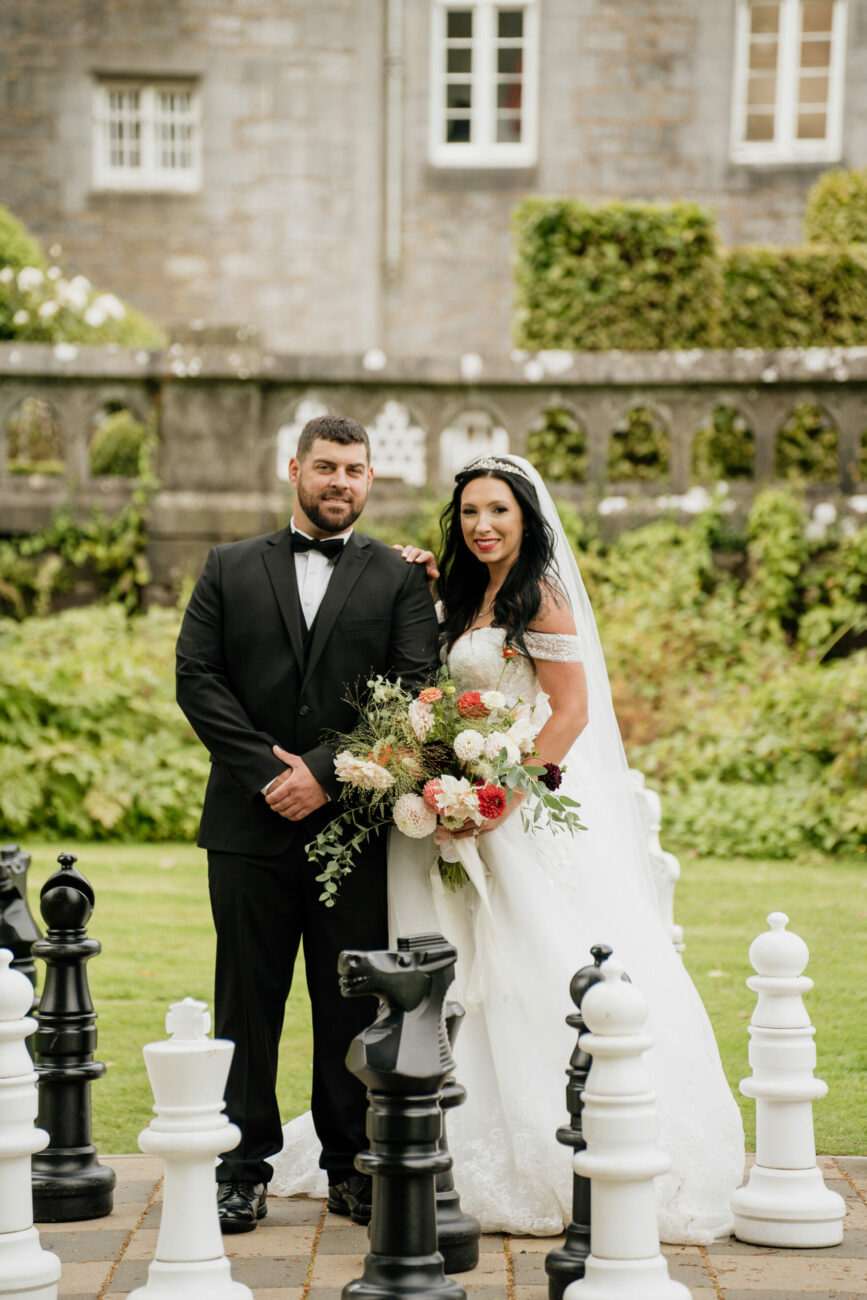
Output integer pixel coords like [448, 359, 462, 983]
[292, 533, 346, 563]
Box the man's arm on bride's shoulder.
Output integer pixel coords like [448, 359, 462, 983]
[176, 548, 283, 800]
[527, 586, 588, 761]
[388, 559, 441, 690]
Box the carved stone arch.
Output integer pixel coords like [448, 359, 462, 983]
[437, 394, 513, 438]
[3, 391, 64, 477]
[269, 393, 332, 483]
[437, 404, 511, 483]
[775, 399, 840, 482]
[88, 389, 148, 432]
[609, 395, 672, 435]
[690, 400, 756, 484]
[366, 397, 428, 487]
[526, 401, 589, 484]
[606, 397, 671, 486]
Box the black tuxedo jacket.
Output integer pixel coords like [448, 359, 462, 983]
[176, 525, 439, 856]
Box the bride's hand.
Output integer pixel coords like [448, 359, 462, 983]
[392, 543, 440, 586]
[435, 819, 485, 843]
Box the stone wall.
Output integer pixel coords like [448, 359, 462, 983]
[2, 342, 866, 587]
[2, 0, 866, 357]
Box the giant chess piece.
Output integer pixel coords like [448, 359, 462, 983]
[129, 998, 252, 1300]
[731, 912, 845, 1248]
[340, 932, 465, 1300]
[435, 1002, 481, 1274]
[545, 944, 613, 1300]
[31, 852, 116, 1222]
[0, 949, 61, 1300]
[628, 773, 684, 955]
[566, 959, 690, 1300]
[0, 844, 42, 995]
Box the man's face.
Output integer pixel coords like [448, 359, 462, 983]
[289, 437, 373, 537]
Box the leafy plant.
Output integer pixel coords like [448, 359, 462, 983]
[527, 407, 588, 481]
[5, 396, 64, 476]
[608, 406, 670, 482]
[804, 167, 867, 247]
[89, 408, 149, 478]
[691, 406, 754, 483]
[775, 402, 839, 482]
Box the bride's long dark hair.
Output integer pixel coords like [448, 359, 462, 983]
[436, 461, 558, 656]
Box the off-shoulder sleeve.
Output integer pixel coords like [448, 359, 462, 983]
[435, 599, 445, 624]
[524, 630, 582, 663]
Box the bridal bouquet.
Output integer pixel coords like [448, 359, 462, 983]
[307, 660, 585, 906]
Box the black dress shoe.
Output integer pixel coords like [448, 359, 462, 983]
[217, 1180, 268, 1233]
[327, 1173, 373, 1226]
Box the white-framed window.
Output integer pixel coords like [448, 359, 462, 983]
[92, 80, 202, 191]
[731, 0, 848, 164]
[429, 0, 539, 168]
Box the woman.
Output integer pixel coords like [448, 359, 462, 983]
[272, 454, 744, 1241]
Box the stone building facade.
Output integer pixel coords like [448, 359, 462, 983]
[2, 0, 865, 357]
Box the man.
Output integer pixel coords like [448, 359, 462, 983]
[176, 415, 439, 1232]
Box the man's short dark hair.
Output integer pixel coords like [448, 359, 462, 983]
[297, 415, 370, 462]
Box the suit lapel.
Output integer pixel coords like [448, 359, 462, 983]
[302, 532, 371, 691]
[262, 527, 306, 669]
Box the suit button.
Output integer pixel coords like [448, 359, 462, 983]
[299, 705, 310, 716]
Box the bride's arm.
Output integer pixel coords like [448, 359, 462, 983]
[526, 585, 589, 765]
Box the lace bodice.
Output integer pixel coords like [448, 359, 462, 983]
[445, 626, 580, 700]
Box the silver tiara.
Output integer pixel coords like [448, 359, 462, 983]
[459, 456, 534, 485]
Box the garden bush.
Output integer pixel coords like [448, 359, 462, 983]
[512, 198, 721, 351]
[0, 204, 166, 349]
[526, 407, 587, 482]
[691, 406, 754, 483]
[804, 167, 867, 248]
[719, 244, 867, 348]
[88, 409, 149, 477]
[607, 406, 670, 482]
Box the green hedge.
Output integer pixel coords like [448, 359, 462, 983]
[805, 167, 867, 247]
[719, 244, 867, 348]
[512, 199, 720, 351]
[513, 193, 867, 352]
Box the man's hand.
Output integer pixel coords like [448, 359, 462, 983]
[392, 544, 439, 586]
[265, 744, 329, 820]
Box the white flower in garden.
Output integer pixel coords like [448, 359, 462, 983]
[0, 267, 14, 284]
[483, 731, 520, 763]
[94, 292, 125, 321]
[392, 792, 436, 839]
[58, 277, 89, 312]
[480, 690, 507, 710]
[38, 301, 59, 318]
[16, 266, 44, 292]
[334, 751, 395, 791]
[12, 309, 29, 326]
[84, 303, 107, 328]
[47, 266, 62, 281]
[453, 729, 485, 763]
[408, 699, 434, 741]
[435, 774, 482, 824]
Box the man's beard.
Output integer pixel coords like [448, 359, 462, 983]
[295, 479, 366, 534]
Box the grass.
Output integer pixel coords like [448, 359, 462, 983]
[20, 843, 866, 1157]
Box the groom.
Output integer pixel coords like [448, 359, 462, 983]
[176, 415, 439, 1232]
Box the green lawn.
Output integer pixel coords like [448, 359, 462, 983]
[21, 843, 866, 1156]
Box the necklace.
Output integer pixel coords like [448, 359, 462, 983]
[478, 592, 498, 620]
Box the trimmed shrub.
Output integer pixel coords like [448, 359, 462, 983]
[512, 198, 721, 351]
[719, 244, 867, 348]
[691, 406, 754, 483]
[89, 409, 149, 477]
[805, 167, 867, 247]
[526, 407, 587, 481]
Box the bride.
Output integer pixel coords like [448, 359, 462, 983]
[271, 453, 744, 1242]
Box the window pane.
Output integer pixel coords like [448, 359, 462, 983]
[446, 117, 471, 143]
[447, 10, 472, 38]
[745, 111, 776, 140]
[800, 37, 831, 65]
[801, 1, 833, 33]
[498, 9, 523, 38]
[498, 47, 523, 74]
[747, 73, 777, 105]
[497, 80, 523, 109]
[496, 114, 522, 143]
[749, 39, 779, 69]
[749, 2, 780, 34]
[798, 109, 827, 137]
[447, 47, 472, 73]
[799, 72, 830, 104]
[446, 83, 472, 109]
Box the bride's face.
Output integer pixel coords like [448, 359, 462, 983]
[459, 475, 524, 570]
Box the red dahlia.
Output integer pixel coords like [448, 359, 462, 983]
[476, 784, 507, 820]
[457, 691, 488, 718]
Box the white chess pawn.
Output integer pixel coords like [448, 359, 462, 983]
[565, 959, 691, 1300]
[129, 998, 252, 1299]
[629, 771, 684, 955]
[731, 913, 845, 1247]
[0, 948, 61, 1300]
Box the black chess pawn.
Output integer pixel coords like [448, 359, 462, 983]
[435, 1002, 481, 1273]
[31, 851, 116, 1221]
[0, 843, 42, 996]
[340, 932, 465, 1300]
[545, 944, 614, 1300]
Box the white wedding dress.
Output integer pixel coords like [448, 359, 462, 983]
[271, 623, 744, 1242]
[271, 454, 743, 1241]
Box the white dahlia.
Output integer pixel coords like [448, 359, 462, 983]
[392, 792, 437, 839]
[408, 698, 434, 741]
[453, 728, 485, 763]
[334, 751, 395, 791]
[483, 731, 520, 764]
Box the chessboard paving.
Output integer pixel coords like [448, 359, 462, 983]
[38, 1153, 867, 1300]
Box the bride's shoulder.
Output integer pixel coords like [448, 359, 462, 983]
[525, 581, 582, 663]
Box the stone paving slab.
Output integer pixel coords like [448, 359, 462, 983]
[33, 1153, 867, 1299]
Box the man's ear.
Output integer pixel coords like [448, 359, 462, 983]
[288, 457, 300, 486]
